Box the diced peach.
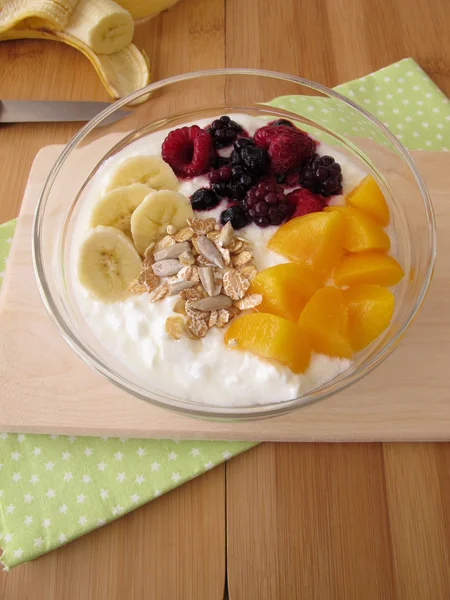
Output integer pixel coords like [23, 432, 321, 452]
[298, 287, 353, 358]
[343, 284, 395, 351]
[267, 211, 345, 282]
[325, 206, 390, 253]
[333, 252, 404, 287]
[224, 313, 311, 374]
[249, 263, 320, 322]
[346, 175, 390, 226]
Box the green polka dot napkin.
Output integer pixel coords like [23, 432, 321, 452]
[1, 58, 449, 569]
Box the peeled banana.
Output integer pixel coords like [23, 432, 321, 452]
[90, 182, 153, 236]
[78, 225, 142, 302]
[64, 0, 134, 55]
[131, 190, 193, 255]
[0, 0, 150, 101]
[104, 155, 179, 194]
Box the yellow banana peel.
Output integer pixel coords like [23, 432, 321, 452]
[0, 0, 151, 103]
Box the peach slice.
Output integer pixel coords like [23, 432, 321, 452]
[333, 252, 404, 287]
[298, 287, 353, 358]
[343, 284, 394, 351]
[249, 263, 320, 322]
[224, 313, 311, 374]
[325, 206, 390, 253]
[346, 175, 390, 226]
[267, 211, 345, 282]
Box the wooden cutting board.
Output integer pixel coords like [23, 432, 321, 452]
[0, 146, 448, 442]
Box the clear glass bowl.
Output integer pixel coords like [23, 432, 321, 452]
[33, 69, 436, 420]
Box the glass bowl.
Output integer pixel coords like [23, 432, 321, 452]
[33, 69, 436, 420]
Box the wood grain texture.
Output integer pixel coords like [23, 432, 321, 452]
[225, 0, 450, 598]
[0, 465, 226, 600]
[0, 0, 450, 597]
[0, 150, 448, 442]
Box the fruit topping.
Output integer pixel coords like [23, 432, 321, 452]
[224, 312, 312, 374]
[300, 154, 343, 197]
[130, 190, 194, 255]
[230, 138, 270, 176]
[103, 155, 179, 193]
[190, 188, 221, 211]
[325, 206, 390, 253]
[212, 155, 231, 169]
[254, 125, 294, 149]
[220, 205, 249, 230]
[346, 175, 390, 226]
[249, 263, 319, 322]
[78, 226, 142, 303]
[268, 131, 316, 174]
[267, 210, 345, 282]
[333, 252, 404, 287]
[207, 115, 243, 148]
[161, 125, 214, 177]
[210, 164, 255, 201]
[298, 287, 353, 358]
[343, 284, 395, 351]
[245, 182, 291, 227]
[271, 119, 294, 127]
[287, 188, 324, 219]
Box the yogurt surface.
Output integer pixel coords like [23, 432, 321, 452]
[72, 114, 366, 406]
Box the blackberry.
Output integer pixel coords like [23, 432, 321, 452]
[210, 163, 255, 200]
[272, 119, 294, 127]
[212, 155, 231, 169]
[220, 205, 248, 230]
[245, 182, 291, 227]
[207, 115, 242, 148]
[300, 155, 343, 197]
[190, 188, 220, 211]
[231, 139, 269, 176]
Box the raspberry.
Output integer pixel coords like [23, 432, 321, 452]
[287, 188, 324, 219]
[245, 182, 291, 227]
[190, 188, 220, 211]
[254, 124, 298, 149]
[207, 115, 242, 148]
[268, 133, 315, 174]
[220, 205, 248, 230]
[161, 125, 214, 177]
[300, 155, 343, 197]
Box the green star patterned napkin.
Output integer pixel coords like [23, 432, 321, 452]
[1, 58, 449, 569]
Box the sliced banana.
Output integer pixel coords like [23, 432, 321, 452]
[90, 183, 153, 237]
[131, 190, 194, 255]
[104, 156, 179, 195]
[78, 225, 142, 303]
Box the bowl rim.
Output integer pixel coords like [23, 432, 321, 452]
[32, 67, 437, 419]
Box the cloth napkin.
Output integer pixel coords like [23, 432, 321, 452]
[1, 57, 449, 569]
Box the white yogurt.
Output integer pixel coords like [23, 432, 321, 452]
[72, 114, 367, 406]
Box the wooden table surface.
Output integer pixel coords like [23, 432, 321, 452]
[1, 0, 450, 598]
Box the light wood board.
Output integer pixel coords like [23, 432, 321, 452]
[0, 146, 448, 442]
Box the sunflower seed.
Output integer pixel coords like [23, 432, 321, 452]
[179, 250, 195, 266]
[168, 280, 196, 296]
[217, 221, 234, 247]
[152, 259, 183, 277]
[196, 235, 224, 269]
[198, 266, 215, 297]
[190, 295, 233, 311]
[153, 241, 191, 262]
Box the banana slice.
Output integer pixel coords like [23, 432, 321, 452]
[131, 190, 194, 255]
[104, 156, 179, 194]
[90, 183, 153, 237]
[78, 225, 142, 302]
